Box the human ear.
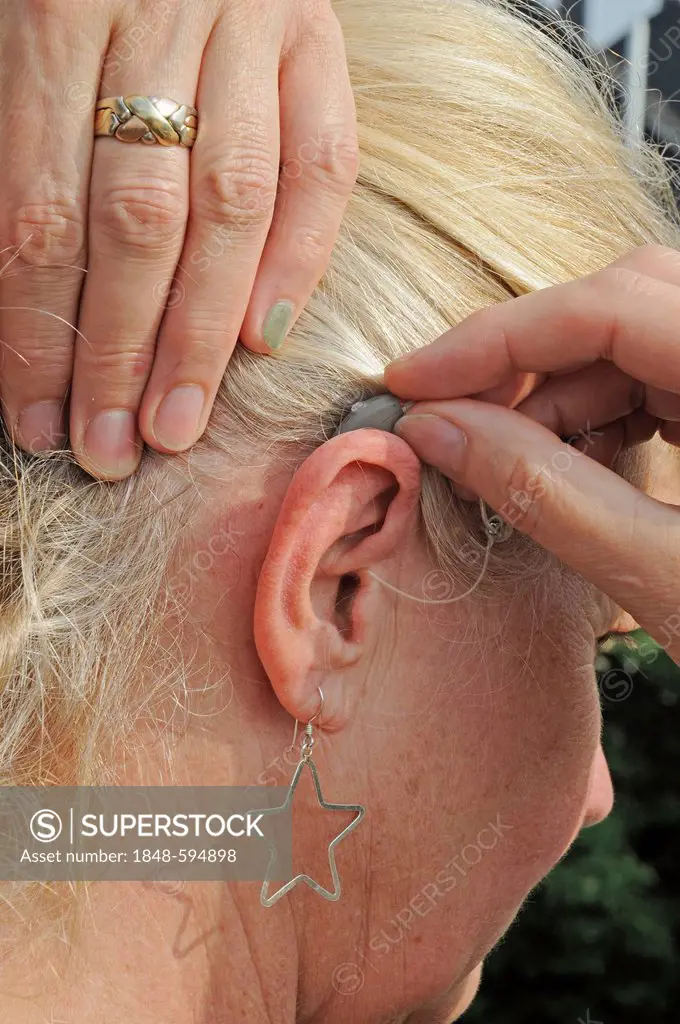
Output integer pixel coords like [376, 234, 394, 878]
[253, 429, 421, 727]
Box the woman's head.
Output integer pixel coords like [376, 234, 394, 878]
[1, 0, 678, 1018]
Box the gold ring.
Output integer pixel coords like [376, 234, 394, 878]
[94, 95, 198, 149]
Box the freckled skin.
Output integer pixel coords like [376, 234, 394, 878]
[0, 454, 617, 1024]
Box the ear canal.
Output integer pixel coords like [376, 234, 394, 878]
[335, 572, 361, 639]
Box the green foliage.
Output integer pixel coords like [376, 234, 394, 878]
[465, 632, 680, 1023]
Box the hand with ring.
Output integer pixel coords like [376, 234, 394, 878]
[0, 0, 358, 479]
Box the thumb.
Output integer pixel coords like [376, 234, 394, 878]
[395, 400, 680, 660]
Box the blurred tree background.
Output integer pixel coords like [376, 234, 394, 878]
[465, 633, 680, 1022]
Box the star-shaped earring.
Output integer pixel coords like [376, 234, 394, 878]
[257, 756, 365, 907]
[253, 691, 365, 907]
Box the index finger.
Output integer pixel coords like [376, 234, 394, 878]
[384, 244, 680, 400]
[394, 399, 680, 661]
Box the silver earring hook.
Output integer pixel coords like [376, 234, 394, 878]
[307, 686, 325, 725]
[289, 686, 325, 750]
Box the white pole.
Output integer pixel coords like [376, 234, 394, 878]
[623, 18, 651, 141]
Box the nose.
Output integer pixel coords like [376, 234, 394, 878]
[609, 609, 639, 634]
[582, 745, 614, 828]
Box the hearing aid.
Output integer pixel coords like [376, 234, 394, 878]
[334, 393, 408, 436]
[334, 392, 513, 544]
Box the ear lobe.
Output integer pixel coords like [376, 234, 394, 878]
[253, 429, 421, 725]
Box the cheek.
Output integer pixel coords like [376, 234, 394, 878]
[366, 568, 603, 1002]
[432, 579, 603, 948]
[480, 621, 602, 880]
[454, 679, 601, 956]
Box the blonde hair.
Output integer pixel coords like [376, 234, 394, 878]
[1, 0, 679, 795]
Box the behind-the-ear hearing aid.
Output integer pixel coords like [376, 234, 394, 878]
[334, 393, 409, 436]
[335, 390, 515, 545]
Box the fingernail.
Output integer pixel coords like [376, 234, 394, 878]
[395, 414, 467, 476]
[153, 384, 206, 451]
[83, 409, 139, 478]
[17, 400, 66, 451]
[262, 299, 295, 350]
